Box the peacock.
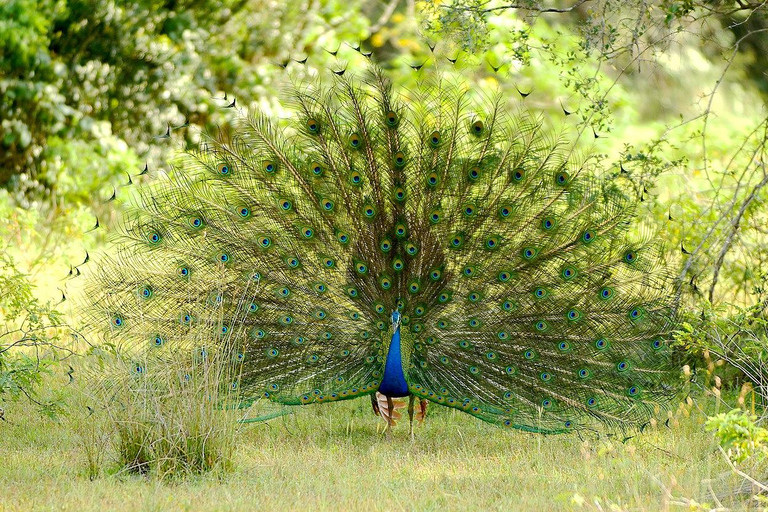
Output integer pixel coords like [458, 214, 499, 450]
[81, 54, 679, 437]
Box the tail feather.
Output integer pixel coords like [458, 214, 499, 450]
[81, 56, 678, 434]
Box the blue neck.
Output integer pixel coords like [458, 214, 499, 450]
[378, 323, 409, 397]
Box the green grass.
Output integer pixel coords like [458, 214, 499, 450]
[0, 390, 749, 511]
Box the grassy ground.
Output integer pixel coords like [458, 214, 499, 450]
[0, 388, 752, 512]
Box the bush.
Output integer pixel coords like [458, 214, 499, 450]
[73, 346, 242, 480]
[0, 244, 66, 416]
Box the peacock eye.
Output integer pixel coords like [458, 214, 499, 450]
[394, 151, 405, 167]
[306, 118, 320, 133]
[385, 111, 398, 126]
[566, 309, 581, 321]
[349, 133, 361, 148]
[263, 160, 276, 173]
[217, 163, 231, 175]
[429, 130, 441, 147]
[471, 120, 483, 135]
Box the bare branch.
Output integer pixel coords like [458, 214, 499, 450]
[708, 160, 768, 303]
[442, 0, 592, 15]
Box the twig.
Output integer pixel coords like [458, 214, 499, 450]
[370, 0, 401, 33]
[718, 445, 768, 493]
[442, 0, 592, 15]
[708, 167, 768, 303]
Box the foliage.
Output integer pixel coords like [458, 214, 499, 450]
[0, 244, 66, 415]
[707, 408, 768, 463]
[674, 294, 768, 406]
[422, 0, 767, 73]
[0, 0, 372, 207]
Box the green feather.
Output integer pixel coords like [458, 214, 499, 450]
[81, 62, 678, 434]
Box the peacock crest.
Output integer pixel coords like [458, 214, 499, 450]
[83, 57, 679, 435]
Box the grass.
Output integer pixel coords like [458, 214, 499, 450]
[0, 386, 752, 511]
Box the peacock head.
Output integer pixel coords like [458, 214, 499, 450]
[390, 310, 401, 329]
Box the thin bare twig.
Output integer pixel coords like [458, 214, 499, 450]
[370, 0, 401, 33]
[709, 167, 768, 303]
[442, 0, 592, 15]
[718, 445, 768, 493]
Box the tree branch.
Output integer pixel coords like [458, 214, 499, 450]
[442, 0, 592, 14]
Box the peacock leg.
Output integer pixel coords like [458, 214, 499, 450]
[370, 393, 380, 418]
[408, 395, 415, 441]
[385, 395, 394, 439]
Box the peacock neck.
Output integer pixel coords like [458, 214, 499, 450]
[378, 313, 409, 398]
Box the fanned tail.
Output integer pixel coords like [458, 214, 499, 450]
[81, 57, 679, 434]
